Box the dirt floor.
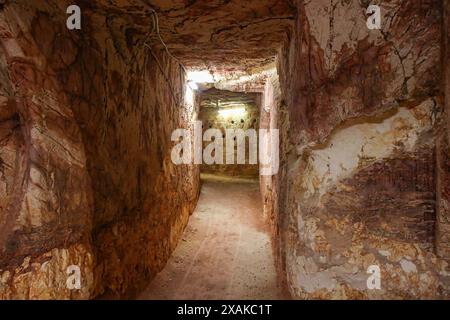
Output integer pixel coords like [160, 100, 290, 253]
[138, 174, 284, 299]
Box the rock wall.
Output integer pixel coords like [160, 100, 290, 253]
[259, 68, 291, 291]
[199, 88, 260, 177]
[276, 0, 450, 299]
[0, 0, 199, 299]
[437, 0, 450, 262]
[0, 2, 95, 299]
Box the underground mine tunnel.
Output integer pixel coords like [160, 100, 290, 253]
[0, 0, 450, 301]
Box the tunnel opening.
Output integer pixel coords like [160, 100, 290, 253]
[198, 87, 260, 179]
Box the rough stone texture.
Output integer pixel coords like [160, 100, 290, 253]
[275, 0, 450, 299]
[446, 0, 450, 144]
[0, 2, 95, 299]
[199, 88, 260, 177]
[0, 0, 199, 299]
[436, 0, 450, 262]
[436, 131, 450, 260]
[0, 245, 94, 299]
[145, 0, 294, 75]
[139, 175, 284, 300]
[65, 0, 294, 79]
[258, 67, 291, 292]
[214, 64, 279, 93]
[282, 0, 442, 147]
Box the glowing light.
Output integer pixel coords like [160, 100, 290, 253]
[218, 107, 246, 117]
[185, 84, 194, 106]
[187, 70, 214, 83]
[187, 81, 198, 90]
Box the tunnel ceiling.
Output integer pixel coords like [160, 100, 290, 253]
[199, 88, 259, 109]
[71, 0, 295, 76]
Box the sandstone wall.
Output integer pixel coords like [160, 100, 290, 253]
[0, 2, 95, 299]
[437, 0, 450, 262]
[277, 0, 450, 299]
[199, 89, 260, 177]
[0, 0, 199, 299]
[259, 68, 291, 291]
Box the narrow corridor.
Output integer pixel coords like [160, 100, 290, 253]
[1, 0, 449, 301]
[139, 174, 283, 300]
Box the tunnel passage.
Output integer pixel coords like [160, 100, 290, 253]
[0, 0, 450, 300]
[139, 174, 283, 299]
[0, 0, 293, 299]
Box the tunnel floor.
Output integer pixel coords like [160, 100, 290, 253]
[138, 174, 283, 299]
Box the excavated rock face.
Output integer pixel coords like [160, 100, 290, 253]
[0, 0, 200, 298]
[436, 0, 450, 267]
[71, 0, 294, 77]
[0, 3, 95, 298]
[259, 68, 291, 290]
[273, 0, 450, 299]
[146, 0, 294, 74]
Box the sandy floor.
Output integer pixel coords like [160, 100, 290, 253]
[138, 174, 284, 300]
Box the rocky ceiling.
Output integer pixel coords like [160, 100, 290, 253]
[199, 88, 259, 109]
[149, 0, 296, 73]
[45, 0, 295, 76]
